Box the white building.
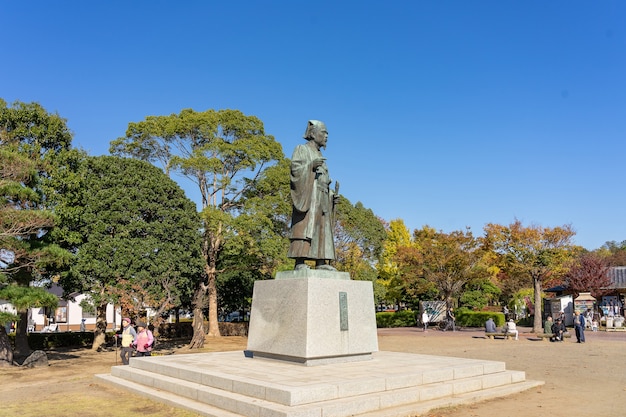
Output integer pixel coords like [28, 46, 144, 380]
[2, 284, 121, 332]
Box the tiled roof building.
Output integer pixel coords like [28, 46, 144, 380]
[608, 266, 626, 290]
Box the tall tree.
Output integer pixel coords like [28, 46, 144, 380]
[110, 109, 283, 346]
[398, 226, 485, 307]
[0, 99, 72, 279]
[562, 252, 612, 299]
[0, 99, 72, 358]
[216, 158, 293, 316]
[0, 149, 54, 278]
[598, 240, 626, 266]
[377, 219, 412, 304]
[334, 197, 386, 281]
[483, 220, 576, 333]
[51, 155, 204, 350]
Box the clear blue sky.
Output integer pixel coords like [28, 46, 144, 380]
[2, 1, 624, 250]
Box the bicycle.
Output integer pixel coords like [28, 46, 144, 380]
[438, 319, 458, 331]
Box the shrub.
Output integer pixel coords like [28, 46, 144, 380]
[218, 322, 248, 336]
[17, 332, 95, 349]
[376, 310, 417, 328]
[455, 308, 505, 327]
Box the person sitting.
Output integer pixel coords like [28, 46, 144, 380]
[504, 319, 519, 340]
[485, 317, 497, 334]
[551, 318, 566, 342]
[544, 316, 553, 335]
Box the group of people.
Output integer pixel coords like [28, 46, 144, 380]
[543, 316, 567, 342]
[117, 317, 154, 365]
[484, 317, 519, 340]
[544, 311, 586, 343]
[420, 307, 456, 332]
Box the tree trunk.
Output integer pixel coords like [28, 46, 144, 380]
[206, 267, 220, 337]
[0, 326, 14, 367]
[533, 276, 543, 333]
[91, 302, 109, 351]
[174, 307, 181, 337]
[188, 286, 207, 348]
[200, 226, 222, 339]
[13, 310, 31, 359]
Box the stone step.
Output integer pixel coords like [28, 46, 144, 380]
[95, 351, 542, 417]
[96, 373, 241, 417]
[355, 379, 544, 417]
[117, 351, 507, 406]
[98, 367, 531, 417]
[97, 370, 541, 417]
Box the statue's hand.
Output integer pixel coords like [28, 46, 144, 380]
[311, 158, 325, 170]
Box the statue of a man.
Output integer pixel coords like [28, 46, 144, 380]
[288, 120, 338, 270]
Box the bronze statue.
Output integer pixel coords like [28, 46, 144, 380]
[288, 120, 338, 270]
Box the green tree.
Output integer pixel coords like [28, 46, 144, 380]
[0, 149, 55, 280]
[0, 99, 72, 358]
[459, 277, 501, 310]
[483, 220, 576, 332]
[0, 285, 57, 359]
[334, 197, 386, 281]
[215, 158, 293, 316]
[51, 155, 204, 350]
[377, 219, 412, 304]
[598, 240, 626, 266]
[0, 99, 72, 279]
[110, 109, 284, 346]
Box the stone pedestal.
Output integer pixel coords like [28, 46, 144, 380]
[246, 269, 378, 365]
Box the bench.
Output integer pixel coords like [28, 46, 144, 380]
[536, 332, 571, 341]
[485, 332, 516, 340]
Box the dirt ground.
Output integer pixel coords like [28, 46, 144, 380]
[0, 327, 624, 417]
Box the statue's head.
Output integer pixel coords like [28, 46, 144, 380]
[303, 120, 328, 149]
[303, 120, 327, 140]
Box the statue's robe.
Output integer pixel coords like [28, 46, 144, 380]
[287, 140, 335, 261]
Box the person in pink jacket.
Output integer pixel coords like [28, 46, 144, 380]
[133, 321, 154, 357]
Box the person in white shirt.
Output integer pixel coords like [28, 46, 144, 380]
[421, 311, 430, 332]
[504, 319, 519, 340]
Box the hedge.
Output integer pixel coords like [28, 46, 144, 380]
[6, 321, 250, 350]
[8, 332, 95, 349]
[456, 309, 505, 327]
[376, 310, 417, 328]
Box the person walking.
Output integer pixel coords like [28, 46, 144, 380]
[444, 307, 456, 331]
[574, 311, 586, 343]
[118, 318, 136, 365]
[134, 321, 154, 357]
[421, 310, 430, 332]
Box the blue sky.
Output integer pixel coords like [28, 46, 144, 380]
[2, 1, 625, 250]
